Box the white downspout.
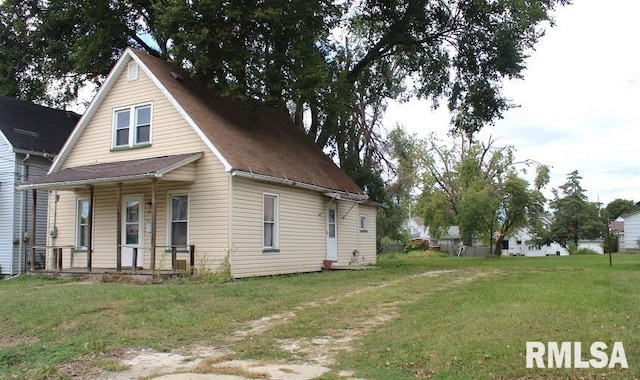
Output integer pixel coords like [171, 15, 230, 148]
[49, 190, 58, 269]
[18, 154, 30, 274]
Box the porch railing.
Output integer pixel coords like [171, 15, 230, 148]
[117, 245, 195, 273]
[30, 245, 195, 274]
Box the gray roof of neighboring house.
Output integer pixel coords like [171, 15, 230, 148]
[0, 95, 79, 155]
[442, 226, 460, 239]
[411, 216, 424, 225]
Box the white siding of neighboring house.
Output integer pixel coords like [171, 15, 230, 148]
[504, 237, 568, 256]
[0, 136, 15, 275]
[577, 240, 604, 254]
[622, 211, 640, 251]
[407, 218, 429, 240]
[504, 228, 569, 257]
[12, 154, 51, 273]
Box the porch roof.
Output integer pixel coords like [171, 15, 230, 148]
[18, 152, 203, 190]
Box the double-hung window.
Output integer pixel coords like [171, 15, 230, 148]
[113, 103, 152, 148]
[263, 193, 279, 251]
[76, 199, 90, 249]
[169, 193, 188, 247]
[360, 215, 368, 232]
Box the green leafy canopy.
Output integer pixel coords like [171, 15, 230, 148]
[0, 0, 570, 201]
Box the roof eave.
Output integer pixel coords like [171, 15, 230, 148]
[155, 151, 203, 176]
[231, 170, 368, 202]
[48, 51, 133, 174]
[16, 173, 155, 191]
[13, 148, 57, 159]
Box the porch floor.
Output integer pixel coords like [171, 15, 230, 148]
[31, 268, 192, 283]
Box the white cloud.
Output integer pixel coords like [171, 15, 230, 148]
[386, 0, 640, 205]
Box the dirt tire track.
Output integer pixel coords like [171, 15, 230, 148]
[66, 268, 501, 379]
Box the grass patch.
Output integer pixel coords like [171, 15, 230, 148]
[1, 253, 639, 379]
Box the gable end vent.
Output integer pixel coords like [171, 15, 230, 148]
[127, 61, 139, 81]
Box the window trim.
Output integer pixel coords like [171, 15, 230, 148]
[111, 102, 153, 149]
[167, 191, 190, 249]
[360, 215, 368, 232]
[262, 192, 279, 252]
[75, 198, 90, 251]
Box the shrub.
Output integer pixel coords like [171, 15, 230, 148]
[567, 243, 599, 255]
[406, 250, 449, 258]
[404, 239, 428, 253]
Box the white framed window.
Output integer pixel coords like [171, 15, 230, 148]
[360, 215, 368, 232]
[76, 198, 90, 249]
[168, 192, 189, 247]
[263, 193, 279, 250]
[112, 103, 152, 148]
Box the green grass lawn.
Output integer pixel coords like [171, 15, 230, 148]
[1, 253, 638, 379]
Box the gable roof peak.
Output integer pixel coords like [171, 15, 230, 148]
[129, 48, 364, 197]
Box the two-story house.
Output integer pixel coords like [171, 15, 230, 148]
[20, 48, 376, 278]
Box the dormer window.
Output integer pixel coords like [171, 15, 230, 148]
[112, 103, 152, 149]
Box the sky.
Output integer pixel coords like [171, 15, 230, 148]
[383, 0, 640, 206]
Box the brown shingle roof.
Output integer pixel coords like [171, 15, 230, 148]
[132, 49, 364, 196]
[20, 153, 202, 189]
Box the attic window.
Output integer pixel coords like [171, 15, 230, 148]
[13, 128, 39, 137]
[127, 61, 139, 81]
[112, 103, 152, 148]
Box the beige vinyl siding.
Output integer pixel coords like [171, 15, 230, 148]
[335, 200, 358, 266]
[356, 204, 377, 265]
[47, 189, 80, 268]
[48, 55, 231, 271]
[47, 170, 230, 271]
[63, 56, 206, 168]
[231, 177, 327, 278]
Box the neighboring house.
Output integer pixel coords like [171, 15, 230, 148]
[431, 226, 463, 249]
[407, 217, 429, 240]
[618, 210, 640, 251]
[0, 95, 78, 275]
[503, 216, 568, 256]
[503, 229, 568, 256]
[20, 48, 376, 278]
[404, 218, 462, 250]
[610, 215, 625, 251]
[576, 240, 604, 254]
[503, 215, 606, 256]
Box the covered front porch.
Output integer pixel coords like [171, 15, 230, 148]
[19, 153, 203, 276]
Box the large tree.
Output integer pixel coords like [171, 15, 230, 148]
[603, 198, 637, 221]
[416, 133, 548, 254]
[0, 0, 569, 200]
[549, 170, 605, 247]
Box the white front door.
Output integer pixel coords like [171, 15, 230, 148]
[122, 195, 144, 267]
[326, 203, 338, 261]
